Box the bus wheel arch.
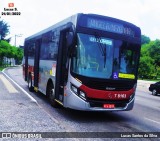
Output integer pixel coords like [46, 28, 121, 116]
[46, 79, 59, 107]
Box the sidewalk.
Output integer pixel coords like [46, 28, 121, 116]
[137, 80, 155, 89]
[0, 72, 64, 133]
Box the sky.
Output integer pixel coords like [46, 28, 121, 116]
[0, 0, 160, 46]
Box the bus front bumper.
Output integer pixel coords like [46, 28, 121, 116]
[64, 91, 135, 111]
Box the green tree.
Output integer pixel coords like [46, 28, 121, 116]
[148, 40, 160, 78]
[141, 35, 150, 45]
[14, 47, 23, 64]
[0, 19, 23, 66]
[149, 40, 160, 66]
[0, 40, 23, 66]
[139, 39, 160, 79]
[0, 19, 10, 40]
[0, 41, 11, 65]
[138, 56, 154, 79]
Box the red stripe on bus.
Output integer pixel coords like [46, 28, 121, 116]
[79, 84, 134, 100]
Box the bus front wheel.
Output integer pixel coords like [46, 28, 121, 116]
[47, 83, 59, 108]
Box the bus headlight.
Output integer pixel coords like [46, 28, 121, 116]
[71, 83, 86, 101]
[79, 91, 86, 100]
[71, 85, 78, 94]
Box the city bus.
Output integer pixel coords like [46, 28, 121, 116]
[23, 13, 141, 111]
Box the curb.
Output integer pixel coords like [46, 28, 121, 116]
[2, 67, 37, 104]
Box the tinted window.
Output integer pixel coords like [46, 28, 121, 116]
[40, 31, 59, 60]
[28, 41, 35, 58]
[114, 42, 138, 74]
[72, 33, 113, 79]
[71, 33, 140, 80]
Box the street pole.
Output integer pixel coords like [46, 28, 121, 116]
[15, 35, 16, 46]
[14, 34, 22, 47]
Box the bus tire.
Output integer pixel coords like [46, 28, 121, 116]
[47, 83, 59, 108]
[152, 89, 157, 96]
[28, 74, 34, 92]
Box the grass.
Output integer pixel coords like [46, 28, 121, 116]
[0, 65, 17, 71]
[0, 66, 5, 71]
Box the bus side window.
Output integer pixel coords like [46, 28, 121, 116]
[48, 42, 58, 60]
[50, 31, 59, 60]
[40, 43, 48, 59]
[40, 31, 59, 60]
[28, 41, 35, 58]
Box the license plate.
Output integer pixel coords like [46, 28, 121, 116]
[103, 104, 115, 109]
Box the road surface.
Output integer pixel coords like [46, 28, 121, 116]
[0, 66, 159, 140]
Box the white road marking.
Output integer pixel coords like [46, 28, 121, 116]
[144, 118, 160, 125]
[2, 70, 37, 103]
[0, 74, 18, 93]
[135, 98, 141, 101]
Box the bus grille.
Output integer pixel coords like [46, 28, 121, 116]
[84, 80, 134, 91]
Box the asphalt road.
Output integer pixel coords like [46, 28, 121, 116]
[0, 66, 160, 141]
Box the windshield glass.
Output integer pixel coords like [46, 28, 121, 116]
[71, 33, 139, 80]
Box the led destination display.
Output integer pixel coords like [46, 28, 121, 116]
[87, 18, 135, 36]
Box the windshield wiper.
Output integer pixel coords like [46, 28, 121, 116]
[94, 32, 106, 68]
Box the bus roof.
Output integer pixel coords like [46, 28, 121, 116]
[25, 13, 140, 41]
[25, 13, 79, 41]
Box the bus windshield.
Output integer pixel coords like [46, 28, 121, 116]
[71, 33, 139, 80]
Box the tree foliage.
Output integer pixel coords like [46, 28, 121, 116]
[0, 19, 10, 40]
[148, 40, 160, 68]
[0, 19, 23, 66]
[0, 40, 23, 66]
[141, 35, 150, 45]
[139, 37, 160, 79]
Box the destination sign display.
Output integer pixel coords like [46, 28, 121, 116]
[87, 18, 123, 34]
[87, 18, 135, 36]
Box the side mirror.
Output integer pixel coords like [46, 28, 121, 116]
[66, 32, 74, 47]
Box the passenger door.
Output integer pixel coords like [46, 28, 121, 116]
[55, 28, 70, 102]
[33, 39, 41, 90]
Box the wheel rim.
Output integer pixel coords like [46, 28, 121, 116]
[152, 89, 157, 95]
[49, 86, 54, 100]
[28, 77, 31, 88]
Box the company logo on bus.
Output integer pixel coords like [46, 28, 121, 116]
[106, 87, 115, 90]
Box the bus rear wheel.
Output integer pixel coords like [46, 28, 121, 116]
[28, 74, 34, 92]
[47, 83, 59, 108]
